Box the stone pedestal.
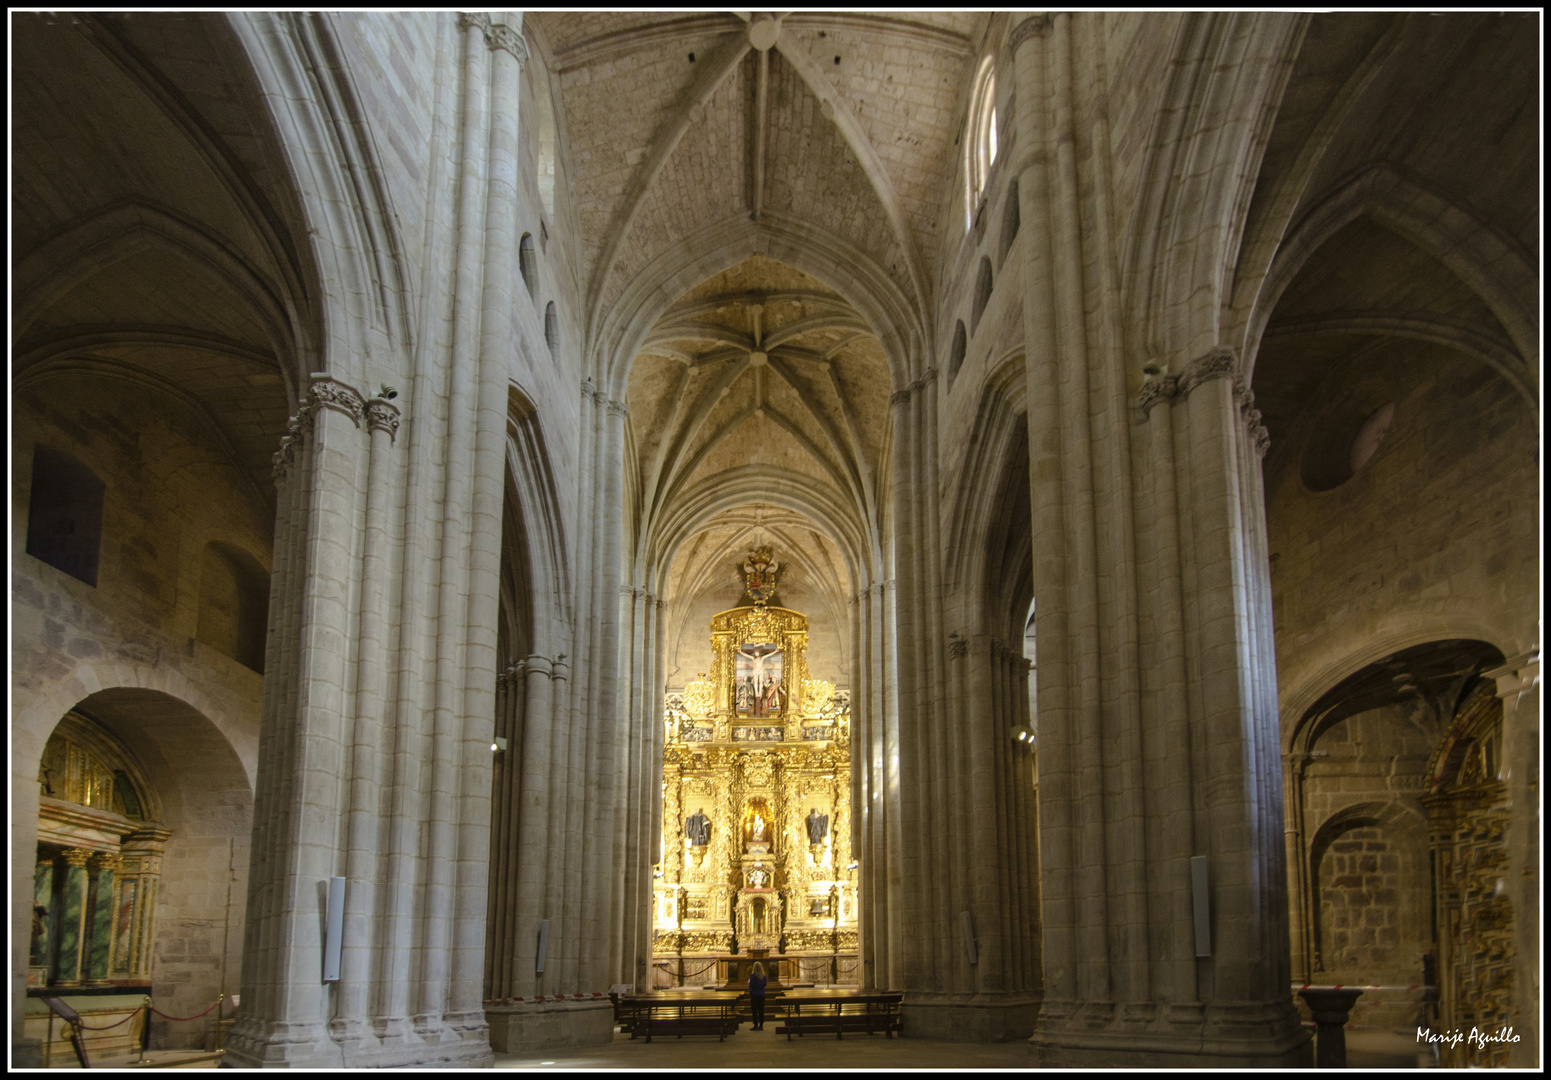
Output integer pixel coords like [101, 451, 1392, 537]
[902, 993, 1039, 1042]
[1299, 988, 1363, 1069]
[484, 998, 614, 1052]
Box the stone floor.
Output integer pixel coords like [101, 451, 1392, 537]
[492, 1027, 1030, 1070]
[491, 1027, 1430, 1070]
[36, 1026, 1428, 1069]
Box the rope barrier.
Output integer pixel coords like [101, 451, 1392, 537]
[71, 1006, 146, 1031]
[676, 960, 719, 980]
[147, 998, 223, 1022]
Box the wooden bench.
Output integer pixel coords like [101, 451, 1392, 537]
[616, 993, 744, 1042]
[774, 992, 903, 1039]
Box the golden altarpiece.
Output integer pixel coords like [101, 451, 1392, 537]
[653, 550, 859, 986]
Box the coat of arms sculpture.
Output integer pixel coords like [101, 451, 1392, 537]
[738, 547, 783, 607]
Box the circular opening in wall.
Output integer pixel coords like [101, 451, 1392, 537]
[1348, 401, 1395, 475]
[1301, 395, 1396, 493]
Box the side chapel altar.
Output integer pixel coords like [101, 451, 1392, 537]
[653, 549, 859, 988]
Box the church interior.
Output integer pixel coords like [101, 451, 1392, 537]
[10, 11, 1539, 1069]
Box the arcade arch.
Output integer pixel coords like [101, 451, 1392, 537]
[27, 689, 252, 1050]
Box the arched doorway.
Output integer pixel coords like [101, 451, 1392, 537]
[1285, 639, 1508, 1032]
[26, 690, 252, 1056]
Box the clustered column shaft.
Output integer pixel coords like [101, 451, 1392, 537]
[1010, 10, 1303, 1063]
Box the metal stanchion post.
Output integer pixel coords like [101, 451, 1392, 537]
[140, 994, 152, 1061]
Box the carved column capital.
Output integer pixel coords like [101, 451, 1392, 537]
[1008, 14, 1054, 54]
[485, 21, 529, 65]
[1244, 409, 1271, 458]
[365, 398, 401, 441]
[271, 410, 309, 483]
[88, 851, 121, 873]
[308, 375, 367, 425]
[1177, 346, 1239, 398]
[948, 637, 969, 660]
[457, 12, 489, 34]
[606, 398, 630, 418]
[889, 388, 912, 407]
[61, 848, 92, 867]
[1137, 373, 1180, 415]
[1232, 380, 1271, 457]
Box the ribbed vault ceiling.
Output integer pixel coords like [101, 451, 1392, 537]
[12, 12, 303, 512]
[627, 255, 890, 580]
[529, 10, 985, 328]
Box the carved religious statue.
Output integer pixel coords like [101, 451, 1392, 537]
[684, 809, 710, 847]
[805, 807, 829, 845]
[750, 812, 767, 844]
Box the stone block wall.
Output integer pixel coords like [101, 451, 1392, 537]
[1298, 705, 1436, 1030]
[12, 372, 262, 1050]
[1268, 340, 1539, 706]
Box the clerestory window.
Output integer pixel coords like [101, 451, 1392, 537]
[965, 56, 998, 230]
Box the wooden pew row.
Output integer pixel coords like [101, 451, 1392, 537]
[774, 992, 904, 1040]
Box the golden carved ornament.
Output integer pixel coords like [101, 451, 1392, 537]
[802, 678, 836, 713]
[683, 673, 716, 718]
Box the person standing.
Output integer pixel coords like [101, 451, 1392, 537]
[748, 961, 769, 1030]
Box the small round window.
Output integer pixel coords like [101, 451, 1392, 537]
[1348, 401, 1395, 475]
[1301, 398, 1396, 492]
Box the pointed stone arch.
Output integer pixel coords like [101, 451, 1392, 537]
[1242, 163, 1538, 396]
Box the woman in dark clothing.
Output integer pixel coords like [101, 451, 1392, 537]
[748, 962, 769, 1030]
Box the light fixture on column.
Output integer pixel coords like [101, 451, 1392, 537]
[491, 736, 508, 753]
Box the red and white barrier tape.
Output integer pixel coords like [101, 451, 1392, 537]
[1292, 983, 1434, 992]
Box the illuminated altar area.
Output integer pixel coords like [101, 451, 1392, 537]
[653, 549, 859, 986]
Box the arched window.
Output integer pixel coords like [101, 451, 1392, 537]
[998, 178, 1020, 268]
[519, 233, 538, 303]
[545, 301, 560, 365]
[947, 320, 967, 389]
[964, 55, 998, 230]
[971, 257, 994, 337]
[26, 444, 104, 587]
[532, 64, 558, 221]
[196, 541, 271, 673]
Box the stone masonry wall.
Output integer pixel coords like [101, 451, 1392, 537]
[1268, 341, 1539, 715]
[12, 372, 263, 1047]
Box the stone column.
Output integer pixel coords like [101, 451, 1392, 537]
[31, 856, 53, 981]
[227, 378, 371, 1068]
[1011, 11, 1306, 1067]
[511, 654, 554, 997]
[333, 394, 400, 1054]
[85, 852, 119, 984]
[485, 662, 523, 1001]
[118, 827, 169, 983]
[452, 10, 527, 1038]
[52, 849, 92, 987]
[1283, 752, 1313, 982]
[1483, 650, 1539, 1067]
